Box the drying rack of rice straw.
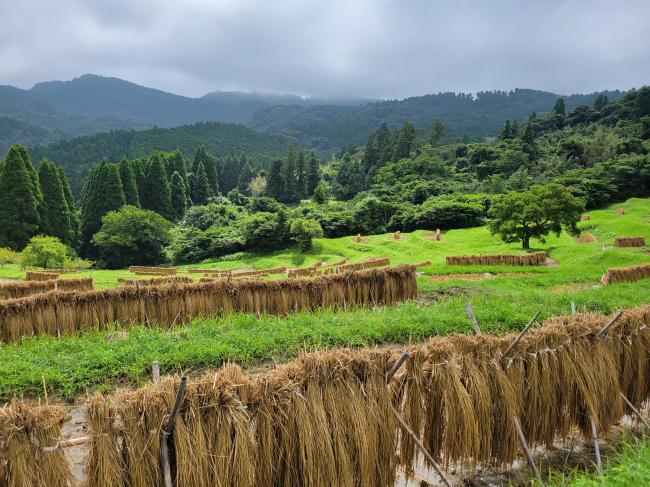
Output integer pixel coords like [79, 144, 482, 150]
[128, 266, 178, 276]
[6, 303, 650, 487]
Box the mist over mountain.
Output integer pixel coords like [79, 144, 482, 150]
[0, 73, 626, 156]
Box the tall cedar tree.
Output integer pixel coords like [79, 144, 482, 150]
[168, 150, 189, 185]
[119, 158, 140, 207]
[191, 161, 211, 205]
[17, 145, 43, 208]
[392, 122, 416, 161]
[132, 159, 147, 203]
[0, 145, 41, 249]
[80, 161, 125, 256]
[553, 98, 566, 115]
[219, 156, 240, 195]
[192, 146, 219, 195]
[38, 159, 73, 245]
[237, 163, 254, 195]
[170, 171, 188, 220]
[306, 151, 320, 196]
[282, 145, 298, 202]
[140, 153, 173, 220]
[429, 120, 444, 146]
[296, 150, 307, 199]
[57, 165, 80, 249]
[266, 159, 286, 200]
[375, 123, 392, 164]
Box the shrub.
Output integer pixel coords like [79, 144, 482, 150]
[0, 247, 22, 267]
[290, 218, 324, 251]
[21, 236, 68, 269]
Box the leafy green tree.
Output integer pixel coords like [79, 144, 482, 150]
[140, 153, 173, 220]
[290, 218, 323, 251]
[635, 87, 650, 119]
[38, 159, 73, 244]
[594, 94, 609, 111]
[80, 161, 125, 256]
[21, 235, 68, 269]
[92, 206, 172, 268]
[489, 184, 584, 248]
[170, 171, 188, 221]
[190, 161, 211, 205]
[241, 212, 290, 250]
[313, 181, 329, 204]
[119, 158, 140, 207]
[552, 98, 566, 116]
[429, 120, 444, 146]
[0, 145, 42, 249]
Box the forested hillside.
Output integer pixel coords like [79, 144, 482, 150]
[31, 122, 293, 194]
[249, 89, 625, 152]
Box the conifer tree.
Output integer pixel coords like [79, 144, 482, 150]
[170, 171, 188, 221]
[429, 119, 444, 146]
[80, 161, 125, 256]
[392, 122, 416, 161]
[282, 145, 298, 202]
[168, 150, 189, 185]
[119, 158, 140, 207]
[140, 153, 173, 220]
[57, 165, 80, 249]
[0, 145, 41, 249]
[192, 146, 219, 195]
[266, 159, 286, 200]
[38, 159, 73, 244]
[552, 98, 566, 115]
[190, 161, 211, 205]
[296, 150, 307, 199]
[132, 159, 147, 202]
[237, 163, 254, 195]
[219, 156, 239, 194]
[375, 123, 392, 164]
[306, 151, 320, 196]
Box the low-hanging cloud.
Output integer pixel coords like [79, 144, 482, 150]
[1, 0, 649, 98]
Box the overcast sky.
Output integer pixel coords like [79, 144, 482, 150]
[1, 0, 649, 99]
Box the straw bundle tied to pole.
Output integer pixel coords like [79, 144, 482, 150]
[446, 252, 547, 266]
[2, 304, 650, 486]
[613, 236, 646, 248]
[118, 276, 193, 287]
[607, 262, 650, 283]
[25, 271, 60, 281]
[129, 266, 178, 275]
[0, 266, 417, 343]
[0, 278, 94, 300]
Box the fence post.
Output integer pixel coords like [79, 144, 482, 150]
[465, 302, 482, 334]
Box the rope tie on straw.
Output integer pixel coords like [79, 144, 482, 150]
[42, 444, 58, 452]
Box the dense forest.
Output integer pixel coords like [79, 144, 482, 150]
[30, 122, 293, 195]
[1, 85, 648, 268]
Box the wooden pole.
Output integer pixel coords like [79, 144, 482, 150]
[571, 301, 577, 316]
[590, 416, 603, 475]
[502, 311, 541, 358]
[152, 361, 160, 384]
[386, 351, 410, 382]
[384, 351, 452, 487]
[595, 310, 623, 338]
[620, 392, 650, 429]
[391, 404, 453, 487]
[465, 302, 482, 334]
[512, 416, 543, 485]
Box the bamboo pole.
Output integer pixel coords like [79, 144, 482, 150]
[465, 302, 482, 334]
[512, 416, 543, 485]
[386, 351, 410, 382]
[502, 311, 541, 358]
[590, 417, 603, 475]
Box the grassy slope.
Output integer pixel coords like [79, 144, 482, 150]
[0, 198, 649, 400]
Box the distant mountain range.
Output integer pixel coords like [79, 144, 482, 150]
[0, 73, 628, 157]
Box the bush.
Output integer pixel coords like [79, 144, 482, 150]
[0, 247, 22, 267]
[241, 212, 290, 250]
[417, 197, 484, 230]
[290, 218, 324, 251]
[170, 226, 245, 264]
[21, 236, 68, 269]
[92, 206, 172, 268]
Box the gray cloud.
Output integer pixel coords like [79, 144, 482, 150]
[1, 0, 649, 98]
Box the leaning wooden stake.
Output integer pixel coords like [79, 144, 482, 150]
[465, 302, 482, 334]
[502, 311, 541, 358]
[386, 351, 452, 487]
[620, 392, 650, 428]
[571, 301, 577, 316]
[590, 416, 603, 475]
[595, 310, 623, 338]
[512, 416, 543, 485]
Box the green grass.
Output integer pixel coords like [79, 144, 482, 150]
[544, 435, 650, 486]
[0, 198, 649, 400]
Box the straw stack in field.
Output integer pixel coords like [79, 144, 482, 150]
[446, 252, 547, 266]
[0, 278, 93, 300]
[118, 276, 193, 287]
[128, 266, 177, 275]
[0, 266, 418, 343]
[60, 304, 650, 487]
[613, 237, 645, 248]
[25, 271, 60, 281]
[581, 215, 590, 221]
[607, 262, 650, 283]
